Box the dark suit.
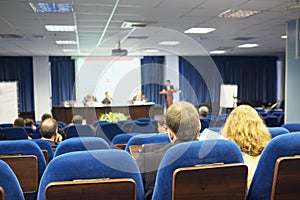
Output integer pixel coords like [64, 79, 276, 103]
[136, 140, 183, 200]
[101, 97, 111, 105]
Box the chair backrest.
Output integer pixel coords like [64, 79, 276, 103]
[2, 127, 28, 140]
[125, 133, 170, 152]
[136, 118, 151, 122]
[152, 140, 244, 200]
[32, 127, 42, 139]
[281, 123, 300, 132]
[0, 155, 38, 193]
[0, 123, 13, 128]
[45, 178, 136, 200]
[0, 140, 46, 184]
[96, 123, 125, 143]
[267, 127, 289, 138]
[122, 121, 134, 133]
[264, 116, 279, 127]
[172, 163, 248, 200]
[129, 122, 156, 133]
[54, 137, 110, 157]
[271, 156, 300, 200]
[65, 124, 96, 139]
[110, 133, 136, 149]
[200, 118, 211, 133]
[32, 139, 54, 163]
[0, 160, 24, 200]
[247, 133, 300, 200]
[38, 150, 145, 200]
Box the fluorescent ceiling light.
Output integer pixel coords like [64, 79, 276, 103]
[144, 49, 159, 53]
[281, 35, 287, 39]
[218, 9, 261, 18]
[158, 41, 181, 46]
[237, 43, 259, 48]
[29, 3, 73, 13]
[56, 40, 77, 45]
[45, 25, 76, 32]
[184, 27, 215, 34]
[209, 50, 226, 54]
[63, 49, 77, 52]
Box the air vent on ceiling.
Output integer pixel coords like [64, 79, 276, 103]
[233, 37, 255, 41]
[127, 36, 149, 40]
[0, 34, 23, 38]
[121, 21, 148, 28]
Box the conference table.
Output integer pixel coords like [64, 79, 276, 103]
[52, 103, 163, 124]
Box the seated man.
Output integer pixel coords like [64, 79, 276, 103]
[83, 92, 98, 107]
[132, 89, 148, 102]
[40, 118, 61, 152]
[136, 101, 201, 200]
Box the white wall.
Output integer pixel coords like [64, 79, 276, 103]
[165, 55, 180, 103]
[33, 56, 51, 122]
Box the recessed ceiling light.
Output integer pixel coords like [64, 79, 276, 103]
[281, 35, 287, 39]
[144, 49, 159, 53]
[209, 50, 226, 54]
[158, 41, 181, 46]
[29, 3, 73, 13]
[237, 43, 259, 48]
[63, 49, 77, 52]
[56, 40, 77, 45]
[45, 25, 76, 32]
[218, 9, 261, 18]
[184, 27, 215, 34]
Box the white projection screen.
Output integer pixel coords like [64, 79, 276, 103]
[0, 82, 18, 123]
[75, 57, 142, 106]
[220, 84, 238, 108]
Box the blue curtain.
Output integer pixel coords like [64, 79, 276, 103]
[49, 57, 75, 106]
[213, 56, 277, 104]
[0, 56, 34, 112]
[141, 56, 165, 105]
[179, 56, 277, 107]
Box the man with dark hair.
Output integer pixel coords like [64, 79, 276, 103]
[136, 101, 201, 200]
[101, 91, 112, 105]
[40, 118, 59, 152]
[13, 117, 25, 127]
[41, 113, 52, 122]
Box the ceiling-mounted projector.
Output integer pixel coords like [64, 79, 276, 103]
[112, 41, 128, 56]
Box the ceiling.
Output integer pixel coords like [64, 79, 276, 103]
[0, 0, 300, 57]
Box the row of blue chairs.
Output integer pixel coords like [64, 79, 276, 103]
[3, 132, 300, 200]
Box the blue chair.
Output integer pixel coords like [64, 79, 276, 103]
[129, 122, 156, 133]
[267, 127, 289, 138]
[200, 118, 211, 133]
[54, 137, 110, 157]
[65, 124, 96, 139]
[32, 127, 42, 139]
[136, 118, 151, 122]
[152, 140, 244, 200]
[37, 150, 145, 200]
[96, 123, 125, 143]
[24, 126, 34, 137]
[57, 121, 67, 128]
[0, 140, 46, 200]
[263, 116, 279, 127]
[110, 133, 137, 149]
[0, 160, 24, 200]
[214, 115, 227, 127]
[0, 123, 13, 128]
[122, 121, 134, 133]
[125, 133, 170, 152]
[247, 133, 300, 200]
[32, 139, 54, 163]
[2, 127, 28, 140]
[281, 123, 300, 132]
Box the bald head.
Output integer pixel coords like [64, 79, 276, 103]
[40, 118, 58, 139]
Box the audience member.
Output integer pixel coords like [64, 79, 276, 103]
[222, 104, 271, 187]
[132, 89, 148, 102]
[64, 115, 84, 134]
[41, 113, 52, 122]
[40, 118, 60, 152]
[82, 92, 98, 106]
[101, 91, 112, 105]
[157, 116, 167, 134]
[13, 117, 25, 127]
[199, 106, 209, 118]
[24, 118, 37, 130]
[137, 101, 201, 200]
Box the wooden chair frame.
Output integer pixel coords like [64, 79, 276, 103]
[172, 163, 248, 200]
[45, 178, 136, 200]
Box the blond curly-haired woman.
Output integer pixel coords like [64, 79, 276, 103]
[223, 105, 271, 188]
